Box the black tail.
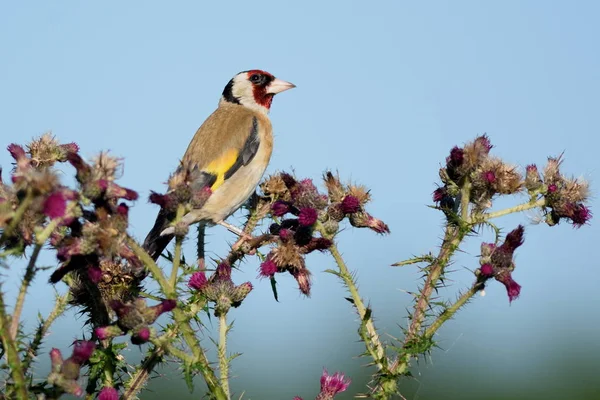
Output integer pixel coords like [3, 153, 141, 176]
[143, 209, 175, 261]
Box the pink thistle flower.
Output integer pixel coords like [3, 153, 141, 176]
[278, 228, 293, 241]
[340, 195, 361, 214]
[7, 144, 27, 161]
[271, 200, 291, 217]
[59, 142, 80, 155]
[499, 225, 524, 254]
[474, 134, 493, 153]
[189, 271, 208, 290]
[292, 268, 312, 296]
[367, 215, 390, 234]
[298, 207, 318, 227]
[432, 187, 447, 203]
[215, 262, 232, 280]
[567, 203, 592, 227]
[70, 340, 95, 364]
[259, 258, 278, 277]
[116, 202, 129, 216]
[149, 191, 171, 208]
[49, 348, 63, 370]
[95, 325, 123, 341]
[482, 170, 496, 184]
[87, 266, 103, 283]
[547, 184, 558, 193]
[157, 299, 177, 313]
[319, 368, 351, 398]
[447, 146, 464, 167]
[43, 192, 67, 219]
[131, 327, 151, 345]
[496, 273, 521, 303]
[98, 387, 119, 400]
[480, 263, 494, 277]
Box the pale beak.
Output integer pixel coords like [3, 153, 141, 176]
[266, 78, 296, 94]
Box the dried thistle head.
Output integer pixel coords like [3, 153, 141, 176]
[27, 133, 79, 168]
[91, 151, 123, 182]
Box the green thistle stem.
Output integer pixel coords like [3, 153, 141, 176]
[470, 198, 546, 223]
[126, 236, 171, 296]
[170, 236, 183, 288]
[424, 283, 482, 339]
[22, 292, 70, 373]
[218, 314, 230, 399]
[324, 237, 387, 372]
[0, 290, 28, 399]
[9, 243, 42, 340]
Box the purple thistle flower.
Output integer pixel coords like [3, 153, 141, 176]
[298, 207, 318, 227]
[272, 200, 291, 216]
[547, 183, 558, 193]
[474, 135, 493, 153]
[215, 262, 232, 280]
[318, 368, 351, 398]
[149, 191, 171, 208]
[70, 340, 95, 364]
[432, 187, 446, 203]
[480, 263, 494, 277]
[340, 195, 361, 214]
[499, 225, 524, 254]
[131, 327, 151, 345]
[49, 348, 63, 370]
[278, 228, 293, 241]
[482, 170, 496, 184]
[98, 387, 119, 400]
[157, 299, 177, 313]
[447, 146, 464, 167]
[259, 258, 278, 277]
[497, 274, 522, 303]
[7, 144, 27, 161]
[292, 268, 312, 296]
[95, 325, 123, 341]
[43, 192, 67, 219]
[567, 203, 592, 227]
[367, 215, 390, 234]
[189, 271, 208, 290]
[87, 266, 103, 283]
[59, 142, 80, 155]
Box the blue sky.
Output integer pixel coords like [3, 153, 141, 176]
[1, 2, 599, 399]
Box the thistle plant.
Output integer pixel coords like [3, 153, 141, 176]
[0, 133, 592, 399]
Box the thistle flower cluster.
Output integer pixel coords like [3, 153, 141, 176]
[529, 157, 592, 227]
[148, 162, 213, 236]
[258, 172, 388, 295]
[294, 369, 351, 400]
[188, 262, 253, 316]
[47, 340, 96, 396]
[476, 225, 525, 302]
[94, 298, 176, 344]
[434, 136, 592, 227]
[436, 135, 522, 212]
[1, 134, 79, 248]
[1, 135, 146, 331]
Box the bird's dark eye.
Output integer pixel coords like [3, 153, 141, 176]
[250, 74, 264, 84]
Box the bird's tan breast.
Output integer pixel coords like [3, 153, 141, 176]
[181, 104, 273, 224]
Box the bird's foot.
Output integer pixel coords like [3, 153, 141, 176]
[218, 220, 255, 254]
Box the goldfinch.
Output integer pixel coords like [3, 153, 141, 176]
[143, 70, 295, 260]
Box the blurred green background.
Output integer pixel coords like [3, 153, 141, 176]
[1, 1, 599, 399]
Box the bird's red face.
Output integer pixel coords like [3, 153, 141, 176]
[222, 70, 295, 113]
